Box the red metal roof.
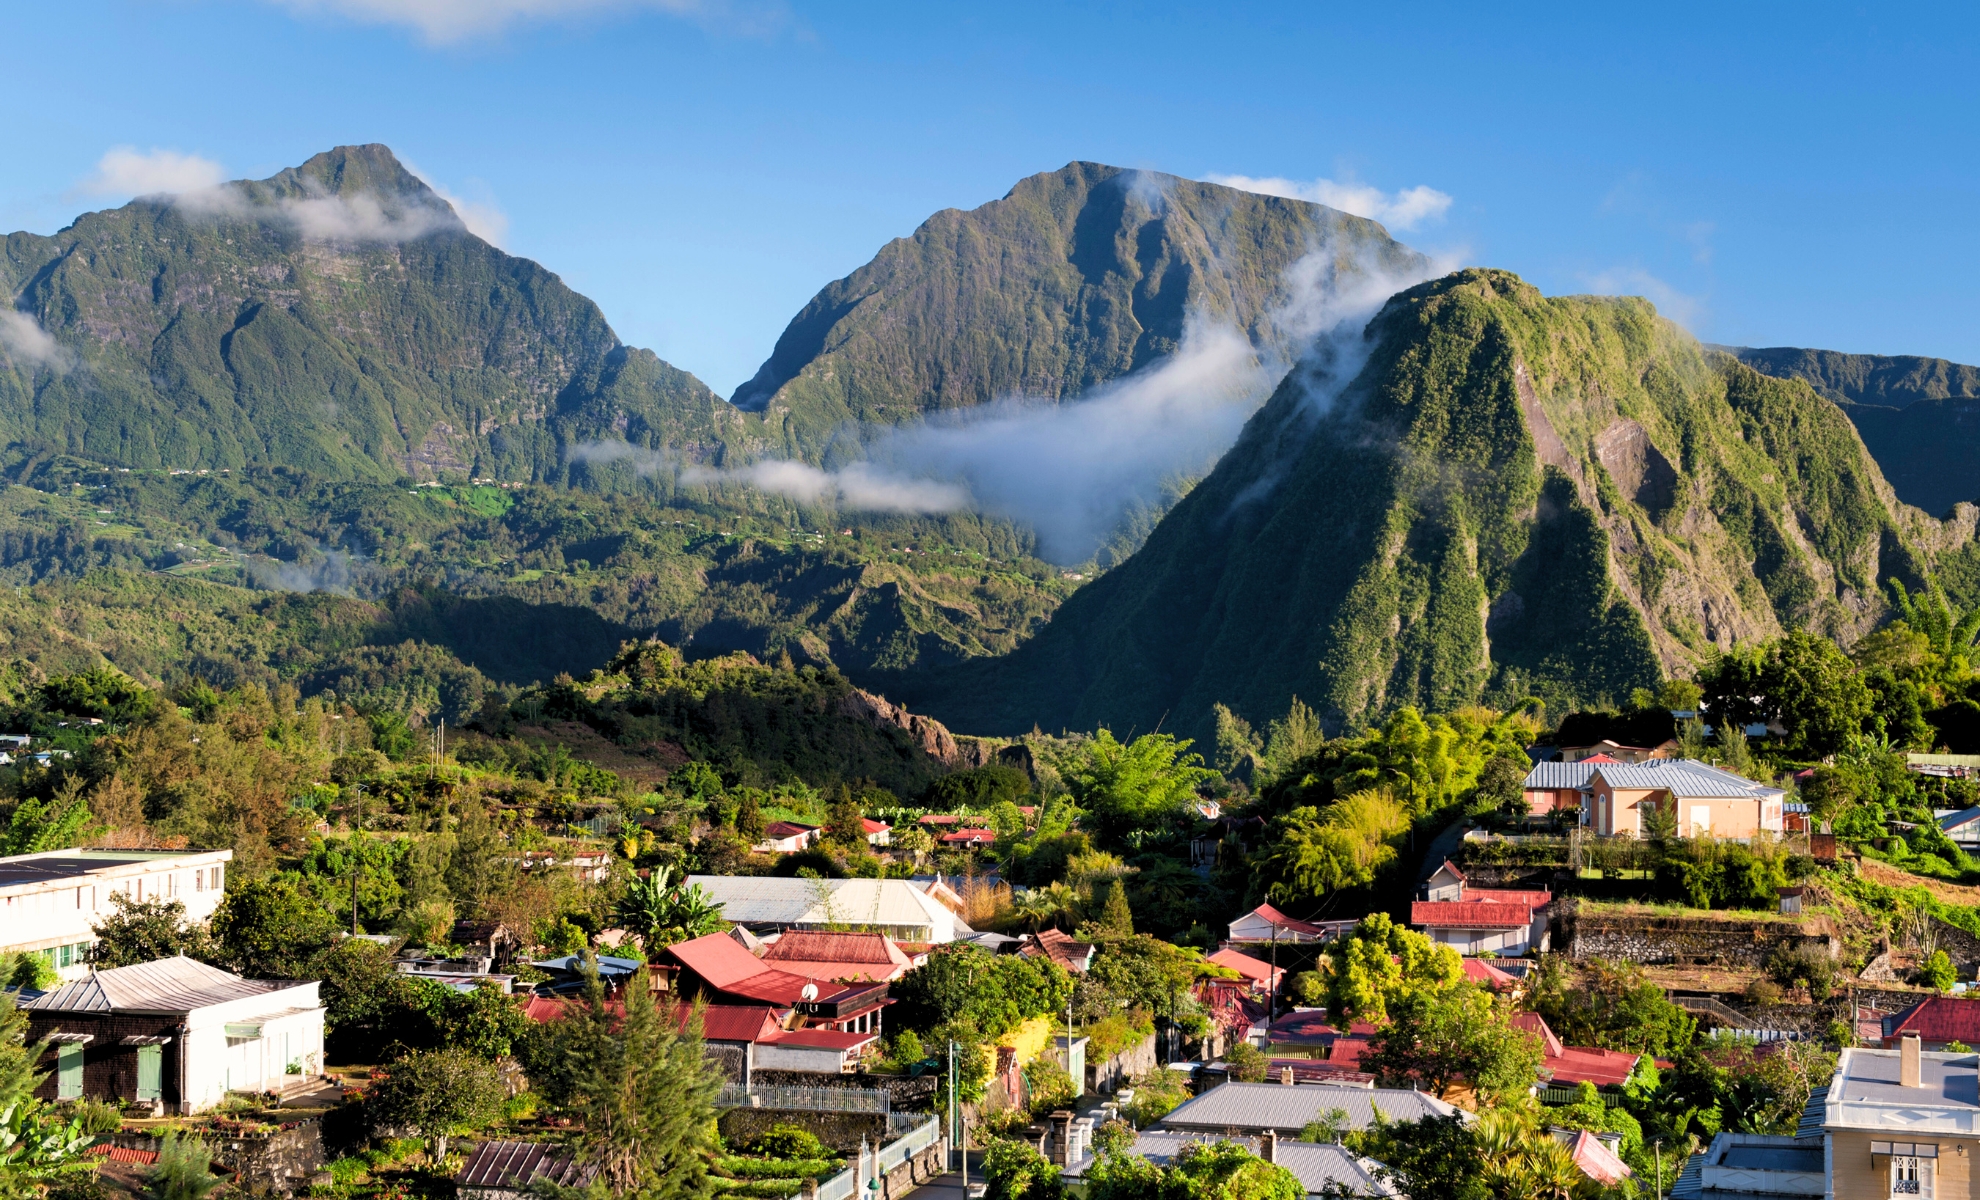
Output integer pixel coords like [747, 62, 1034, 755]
[1461, 958, 1520, 990]
[762, 1028, 879, 1050]
[761, 821, 819, 840]
[1410, 901, 1533, 928]
[664, 931, 833, 1005]
[1206, 948, 1281, 984]
[88, 1146, 159, 1165]
[760, 931, 913, 982]
[1566, 1129, 1632, 1186]
[1020, 928, 1095, 973]
[1511, 1011, 1565, 1057]
[1886, 996, 1980, 1045]
[940, 828, 997, 844]
[688, 1004, 786, 1042]
[1465, 887, 1553, 907]
[1547, 1045, 1643, 1087]
[861, 818, 889, 833]
[1242, 903, 1332, 937]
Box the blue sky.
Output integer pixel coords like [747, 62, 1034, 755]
[4, 1, 1977, 395]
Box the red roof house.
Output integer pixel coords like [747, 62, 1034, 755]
[1882, 996, 1980, 1050]
[1411, 864, 1552, 956]
[1225, 903, 1359, 944]
[939, 827, 997, 847]
[1206, 947, 1285, 994]
[1559, 1128, 1632, 1187]
[661, 932, 892, 1034]
[759, 930, 916, 982]
[1460, 957, 1520, 991]
[754, 821, 822, 853]
[1512, 1012, 1644, 1087]
[1019, 928, 1095, 973]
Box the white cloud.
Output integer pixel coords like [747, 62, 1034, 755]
[1207, 173, 1453, 232]
[399, 158, 509, 247]
[75, 147, 227, 198]
[278, 190, 458, 242]
[259, 0, 740, 43]
[1581, 267, 1705, 330]
[682, 460, 968, 512]
[0, 311, 73, 373]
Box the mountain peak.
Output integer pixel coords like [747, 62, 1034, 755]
[243, 143, 435, 204]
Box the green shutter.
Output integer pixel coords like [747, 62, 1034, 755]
[136, 1045, 162, 1102]
[57, 1044, 83, 1100]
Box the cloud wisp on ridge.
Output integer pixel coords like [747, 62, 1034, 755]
[1207, 173, 1453, 232]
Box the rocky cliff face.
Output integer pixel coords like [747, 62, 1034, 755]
[895, 270, 1980, 741]
[0, 144, 737, 482]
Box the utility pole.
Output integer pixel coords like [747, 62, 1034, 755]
[1654, 1139, 1662, 1199]
[349, 785, 363, 936]
[948, 1041, 957, 1170]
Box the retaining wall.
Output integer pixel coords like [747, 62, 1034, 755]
[1087, 1034, 1156, 1095]
[1567, 908, 1836, 967]
[107, 1121, 326, 1195]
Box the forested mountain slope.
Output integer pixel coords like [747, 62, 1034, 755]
[899, 270, 1980, 741]
[729, 162, 1426, 459]
[0, 145, 742, 482]
[1726, 345, 1980, 517]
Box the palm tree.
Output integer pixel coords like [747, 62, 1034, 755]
[1010, 888, 1062, 932]
[612, 867, 726, 952]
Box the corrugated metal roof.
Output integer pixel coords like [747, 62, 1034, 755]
[457, 1141, 593, 1190]
[688, 876, 965, 935]
[1158, 1081, 1459, 1133]
[23, 956, 289, 1014]
[1591, 760, 1785, 799]
[762, 931, 909, 968]
[1410, 901, 1532, 928]
[1523, 761, 1603, 790]
[1064, 1132, 1397, 1196]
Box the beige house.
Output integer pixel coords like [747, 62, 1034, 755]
[1677, 1037, 1980, 1199]
[1583, 760, 1785, 839]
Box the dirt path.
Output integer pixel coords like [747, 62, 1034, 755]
[1858, 858, 1980, 906]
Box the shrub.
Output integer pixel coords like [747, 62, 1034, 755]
[981, 1138, 1063, 1200]
[1224, 1042, 1270, 1083]
[1744, 979, 1782, 1007]
[745, 1125, 828, 1162]
[1024, 1058, 1076, 1117]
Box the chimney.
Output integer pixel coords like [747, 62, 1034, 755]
[1902, 1034, 1923, 1088]
[1281, 1066, 1295, 1086]
[1260, 1130, 1278, 1164]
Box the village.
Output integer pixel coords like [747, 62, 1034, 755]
[6, 705, 1980, 1200]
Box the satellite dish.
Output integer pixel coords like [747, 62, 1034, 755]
[801, 983, 819, 1002]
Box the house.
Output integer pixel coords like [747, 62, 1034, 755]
[1512, 1012, 1644, 1089]
[861, 818, 891, 847]
[939, 827, 997, 848]
[450, 920, 522, 967]
[1226, 903, 1358, 945]
[20, 956, 325, 1113]
[1582, 760, 1786, 839]
[1941, 807, 1980, 850]
[757, 930, 918, 982]
[753, 821, 822, 854]
[1553, 1129, 1631, 1188]
[1059, 1131, 1399, 1198]
[1157, 1081, 1461, 1136]
[688, 875, 972, 943]
[660, 932, 891, 1036]
[1520, 758, 1618, 821]
[1557, 738, 1679, 764]
[1880, 996, 1980, 1050]
[1, 849, 233, 980]
[1019, 928, 1095, 974]
[507, 851, 613, 883]
[1205, 947, 1284, 996]
[1460, 957, 1520, 993]
[1673, 1039, 1980, 1200]
[457, 1141, 595, 1200]
[1410, 862, 1551, 956]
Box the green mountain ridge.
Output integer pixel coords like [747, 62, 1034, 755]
[1, 144, 742, 482]
[729, 161, 1426, 461]
[895, 270, 1980, 742]
[1721, 344, 1980, 518]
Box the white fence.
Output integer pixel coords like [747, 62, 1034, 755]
[815, 1116, 942, 1200]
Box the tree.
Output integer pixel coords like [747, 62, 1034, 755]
[825, 786, 867, 851]
[0, 1101, 93, 1200]
[1921, 949, 1958, 993]
[1089, 1141, 1299, 1200]
[982, 1139, 1063, 1200]
[1321, 914, 1462, 1026]
[0, 995, 46, 1118]
[892, 945, 1072, 1039]
[1224, 1042, 1269, 1083]
[1473, 755, 1528, 822]
[439, 980, 535, 1060]
[1256, 788, 1409, 904]
[1360, 982, 1542, 1101]
[209, 878, 337, 978]
[1084, 936, 1198, 1020]
[611, 867, 725, 952]
[365, 1048, 504, 1157]
[89, 896, 215, 968]
[0, 784, 95, 857]
[539, 965, 722, 1200]
[1052, 731, 1217, 847]
[1097, 880, 1134, 936]
[144, 1131, 219, 1200]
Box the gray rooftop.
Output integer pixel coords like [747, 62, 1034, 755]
[0, 848, 228, 891]
[1832, 1048, 1980, 1110]
[1593, 760, 1786, 799]
[23, 956, 292, 1015]
[1523, 761, 1603, 789]
[1158, 1082, 1459, 1134]
[1065, 1132, 1397, 1197]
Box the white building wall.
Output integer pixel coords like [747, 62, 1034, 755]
[180, 982, 325, 1111]
[0, 851, 232, 978]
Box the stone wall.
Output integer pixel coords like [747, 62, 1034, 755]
[1567, 907, 1836, 968]
[1932, 918, 1980, 975]
[1087, 1034, 1156, 1094]
[718, 1108, 888, 1152]
[108, 1121, 326, 1195]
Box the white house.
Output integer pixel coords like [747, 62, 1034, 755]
[0, 849, 233, 979]
[688, 875, 972, 943]
[751, 822, 822, 854]
[1410, 861, 1551, 956]
[21, 956, 325, 1113]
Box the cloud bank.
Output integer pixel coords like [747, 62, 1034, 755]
[0, 311, 73, 373]
[259, 0, 756, 43]
[1581, 267, 1704, 330]
[1208, 173, 1453, 232]
[642, 239, 1442, 563]
[76, 147, 227, 198]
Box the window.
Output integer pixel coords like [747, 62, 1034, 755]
[1892, 1156, 1934, 1197]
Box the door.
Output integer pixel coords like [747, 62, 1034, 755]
[57, 1044, 82, 1100]
[1891, 1155, 1933, 1197]
[1691, 806, 1712, 837]
[136, 1045, 162, 1102]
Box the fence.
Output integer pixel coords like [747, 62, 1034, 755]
[815, 1116, 942, 1200]
[716, 1085, 891, 1115]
